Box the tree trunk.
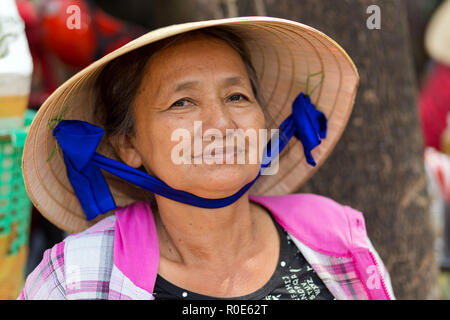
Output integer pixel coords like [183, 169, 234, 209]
[94, 0, 439, 299]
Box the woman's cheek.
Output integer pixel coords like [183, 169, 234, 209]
[144, 127, 189, 178]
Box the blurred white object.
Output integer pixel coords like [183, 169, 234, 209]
[0, 0, 33, 130]
[424, 147, 450, 202]
[424, 147, 450, 268]
[425, 0, 450, 66]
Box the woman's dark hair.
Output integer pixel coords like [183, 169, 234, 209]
[94, 26, 271, 140]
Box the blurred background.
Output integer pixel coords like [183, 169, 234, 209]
[1, 0, 449, 299]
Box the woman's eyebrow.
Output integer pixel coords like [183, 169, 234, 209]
[174, 80, 199, 92]
[221, 76, 245, 87]
[173, 76, 245, 93]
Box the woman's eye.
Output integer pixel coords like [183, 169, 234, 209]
[170, 99, 191, 108]
[228, 94, 248, 102]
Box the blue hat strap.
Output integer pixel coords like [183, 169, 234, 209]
[52, 91, 327, 221]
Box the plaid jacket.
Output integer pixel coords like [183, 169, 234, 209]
[18, 194, 395, 300]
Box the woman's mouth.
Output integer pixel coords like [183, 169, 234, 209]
[193, 146, 245, 163]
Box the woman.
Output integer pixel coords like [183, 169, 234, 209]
[19, 17, 395, 300]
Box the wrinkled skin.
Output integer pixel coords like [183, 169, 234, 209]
[111, 33, 280, 298]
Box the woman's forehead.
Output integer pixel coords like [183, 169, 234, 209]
[142, 34, 251, 88]
[149, 34, 247, 71]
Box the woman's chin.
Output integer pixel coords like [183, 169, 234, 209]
[180, 165, 259, 198]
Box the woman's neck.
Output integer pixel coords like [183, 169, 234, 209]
[153, 193, 263, 269]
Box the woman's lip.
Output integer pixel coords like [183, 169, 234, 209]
[192, 147, 244, 159]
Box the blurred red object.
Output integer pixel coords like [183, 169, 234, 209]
[16, 0, 147, 108]
[16, 0, 39, 26]
[419, 62, 450, 151]
[41, 0, 96, 68]
[92, 8, 137, 55]
[424, 147, 450, 202]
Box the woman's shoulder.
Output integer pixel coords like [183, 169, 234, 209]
[62, 214, 117, 268]
[18, 215, 117, 300]
[251, 193, 368, 254]
[65, 214, 117, 244]
[281, 193, 368, 247]
[281, 193, 367, 240]
[251, 192, 365, 229]
[63, 214, 117, 259]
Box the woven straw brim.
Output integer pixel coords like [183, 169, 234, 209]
[22, 16, 359, 233]
[425, 0, 450, 65]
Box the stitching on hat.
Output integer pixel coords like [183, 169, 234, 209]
[305, 71, 325, 97]
[46, 105, 70, 162]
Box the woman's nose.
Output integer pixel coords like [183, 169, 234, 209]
[201, 98, 238, 134]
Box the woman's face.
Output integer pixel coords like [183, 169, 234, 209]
[116, 33, 265, 199]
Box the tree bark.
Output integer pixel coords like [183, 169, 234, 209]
[93, 0, 439, 299]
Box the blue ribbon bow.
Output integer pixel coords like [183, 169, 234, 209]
[52, 91, 327, 220]
[280, 93, 327, 166]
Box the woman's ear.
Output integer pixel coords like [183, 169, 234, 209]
[109, 134, 143, 168]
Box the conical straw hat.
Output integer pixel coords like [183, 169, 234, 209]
[22, 16, 359, 233]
